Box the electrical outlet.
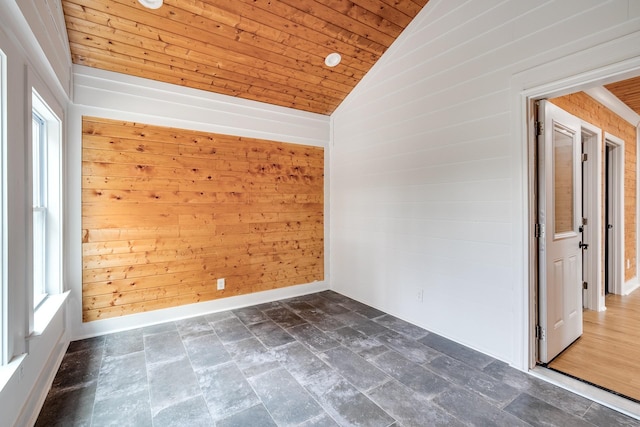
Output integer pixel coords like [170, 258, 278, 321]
[627, 259, 631, 269]
[416, 288, 424, 303]
[217, 278, 225, 290]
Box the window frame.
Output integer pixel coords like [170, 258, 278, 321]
[32, 111, 47, 308]
[30, 88, 62, 320]
[0, 48, 7, 366]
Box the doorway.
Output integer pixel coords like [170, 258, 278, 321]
[532, 91, 638, 401]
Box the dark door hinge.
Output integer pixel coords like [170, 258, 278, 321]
[536, 121, 544, 136]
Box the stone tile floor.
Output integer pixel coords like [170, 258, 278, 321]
[36, 290, 640, 426]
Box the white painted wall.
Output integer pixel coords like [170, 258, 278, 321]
[68, 66, 331, 339]
[330, 0, 640, 367]
[0, 1, 71, 426]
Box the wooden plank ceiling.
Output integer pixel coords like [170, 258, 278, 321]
[606, 76, 640, 117]
[61, 0, 428, 115]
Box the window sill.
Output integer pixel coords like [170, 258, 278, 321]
[31, 290, 69, 337]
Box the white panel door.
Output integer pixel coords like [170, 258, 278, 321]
[538, 100, 583, 364]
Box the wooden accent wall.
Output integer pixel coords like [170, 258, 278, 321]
[82, 117, 324, 322]
[550, 93, 637, 282]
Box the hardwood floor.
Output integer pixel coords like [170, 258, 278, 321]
[548, 289, 640, 401]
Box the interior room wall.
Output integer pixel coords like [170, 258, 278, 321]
[81, 116, 324, 322]
[68, 66, 331, 339]
[330, 0, 640, 366]
[0, 2, 71, 425]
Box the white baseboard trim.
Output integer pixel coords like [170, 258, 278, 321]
[73, 281, 330, 340]
[623, 277, 639, 295]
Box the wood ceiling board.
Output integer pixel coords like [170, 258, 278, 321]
[61, 0, 428, 115]
[605, 75, 640, 116]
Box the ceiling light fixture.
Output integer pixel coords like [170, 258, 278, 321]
[324, 53, 341, 67]
[138, 0, 163, 9]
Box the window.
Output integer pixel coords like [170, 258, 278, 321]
[32, 112, 46, 306]
[31, 90, 62, 310]
[0, 48, 6, 365]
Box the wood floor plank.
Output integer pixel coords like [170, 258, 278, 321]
[548, 290, 640, 401]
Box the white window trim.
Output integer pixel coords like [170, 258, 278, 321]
[0, 48, 7, 366]
[30, 86, 63, 335]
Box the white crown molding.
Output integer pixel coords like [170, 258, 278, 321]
[585, 86, 640, 127]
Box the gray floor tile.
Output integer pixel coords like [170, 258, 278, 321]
[299, 413, 340, 427]
[305, 296, 351, 315]
[211, 317, 253, 343]
[338, 299, 386, 319]
[204, 310, 235, 323]
[288, 323, 341, 352]
[35, 383, 96, 427]
[233, 306, 268, 325]
[376, 330, 440, 364]
[333, 311, 370, 326]
[318, 346, 389, 391]
[247, 320, 296, 348]
[374, 314, 429, 339]
[294, 306, 347, 331]
[433, 386, 530, 426]
[183, 333, 230, 371]
[216, 404, 277, 427]
[317, 290, 353, 305]
[249, 368, 324, 426]
[483, 360, 594, 416]
[197, 362, 260, 420]
[310, 375, 395, 427]
[350, 318, 390, 336]
[583, 402, 640, 426]
[66, 336, 104, 354]
[427, 355, 519, 407]
[264, 306, 308, 328]
[92, 389, 152, 427]
[419, 333, 495, 369]
[148, 357, 201, 416]
[38, 291, 638, 427]
[143, 322, 177, 336]
[368, 380, 463, 427]
[327, 326, 388, 359]
[152, 395, 213, 427]
[175, 316, 214, 340]
[285, 300, 318, 313]
[144, 330, 187, 365]
[372, 350, 449, 399]
[95, 351, 147, 401]
[272, 342, 328, 383]
[224, 337, 280, 377]
[51, 347, 103, 390]
[505, 393, 594, 427]
[253, 301, 283, 311]
[103, 328, 144, 359]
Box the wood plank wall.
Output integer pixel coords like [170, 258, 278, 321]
[82, 117, 324, 322]
[550, 93, 637, 283]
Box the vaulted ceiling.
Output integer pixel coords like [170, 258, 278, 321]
[61, 0, 428, 115]
[606, 76, 640, 117]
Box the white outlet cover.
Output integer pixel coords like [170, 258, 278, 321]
[217, 278, 225, 290]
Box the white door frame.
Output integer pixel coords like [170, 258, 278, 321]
[605, 133, 625, 295]
[518, 58, 640, 372]
[581, 125, 604, 312]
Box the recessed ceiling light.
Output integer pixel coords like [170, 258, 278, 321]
[324, 53, 341, 67]
[138, 0, 163, 9]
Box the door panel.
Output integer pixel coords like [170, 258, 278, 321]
[538, 100, 583, 364]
